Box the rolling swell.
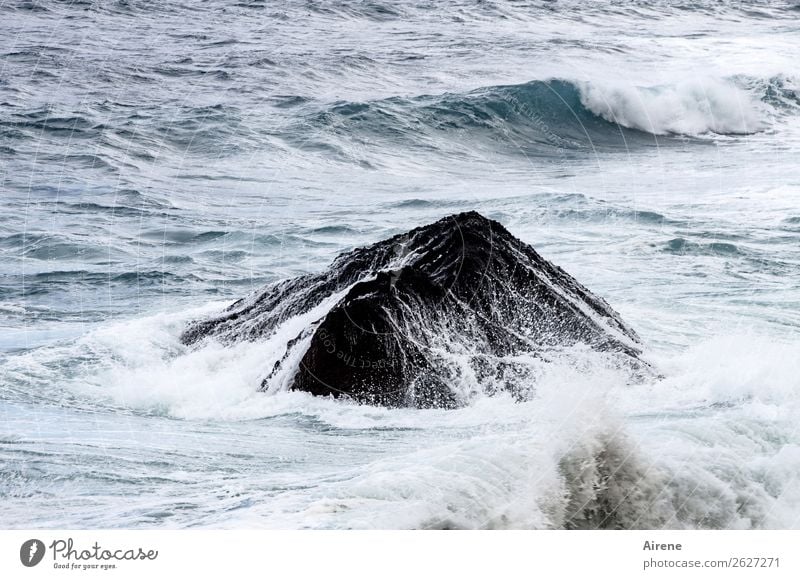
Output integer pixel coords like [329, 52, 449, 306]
[293, 80, 663, 157]
[290, 77, 783, 158]
[0, 76, 790, 170]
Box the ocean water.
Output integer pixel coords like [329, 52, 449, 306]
[1, 0, 800, 529]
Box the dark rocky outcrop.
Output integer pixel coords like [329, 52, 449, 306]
[182, 211, 647, 407]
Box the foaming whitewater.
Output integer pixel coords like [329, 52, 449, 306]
[2, 0, 800, 529]
[578, 78, 767, 136]
[3, 300, 800, 529]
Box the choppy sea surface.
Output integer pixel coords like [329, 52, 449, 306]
[2, 0, 800, 529]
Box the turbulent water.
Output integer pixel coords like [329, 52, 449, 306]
[2, 0, 800, 529]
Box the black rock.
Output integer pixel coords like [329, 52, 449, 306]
[181, 211, 647, 408]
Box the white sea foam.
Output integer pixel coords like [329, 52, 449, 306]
[578, 78, 767, 135]
[8, 305, 797, 529]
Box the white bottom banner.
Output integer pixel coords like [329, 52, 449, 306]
[1, 531, 797, 578]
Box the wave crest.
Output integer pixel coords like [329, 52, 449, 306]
[289, 76, 789, 161]
[579, 78, 767, 135]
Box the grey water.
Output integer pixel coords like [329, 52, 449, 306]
[1, 0, 800, 528]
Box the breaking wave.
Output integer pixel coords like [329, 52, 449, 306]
[289, 76, 794, 159]
[578, 78, 768, 135]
